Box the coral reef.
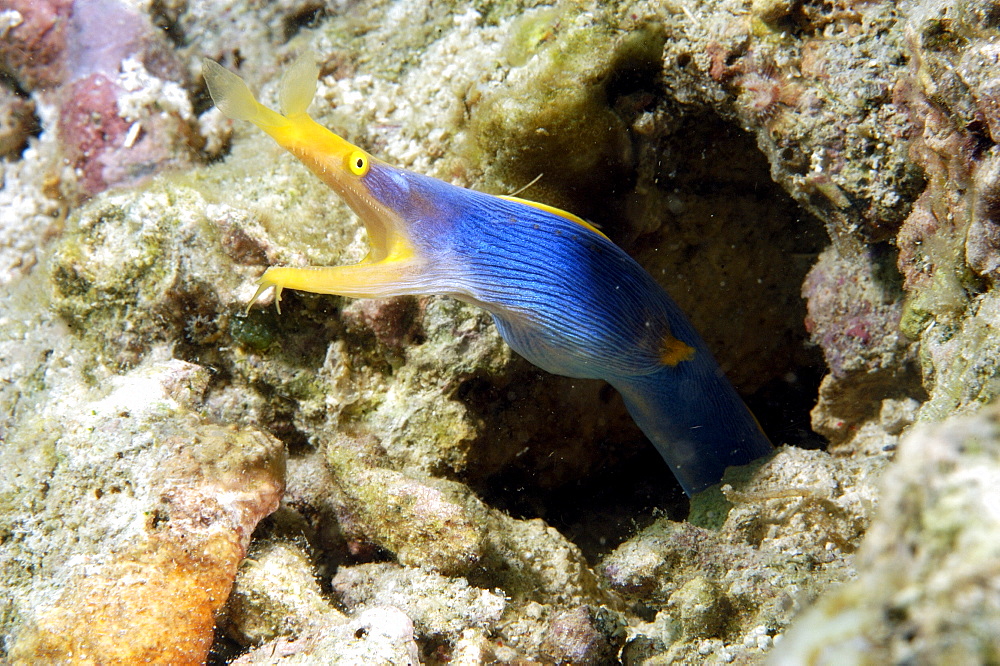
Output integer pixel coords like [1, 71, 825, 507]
[803, 246, 922, 448]
[2, 0, 198, 200]
[231, 606, 421, 665]
[0, 0, 71, 89]
[225, 541, 347, 646]
[772, 404, 1000, 664]
[3, 0, 1000, 663]
[0, 86, 36, 158]
[1, 358, 285, 664]
[603, 446, 878, 662]
[332, 562, 506, 641]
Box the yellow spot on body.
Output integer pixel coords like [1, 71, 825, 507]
[660, 335, 695, 366]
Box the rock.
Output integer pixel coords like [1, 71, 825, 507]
[602, 446, 877, 662]
[0, 0, 71, 89]
[751, 0, 796, 25]
[2, 359, 285, 664]
[802, 246, 921, 447]
[0, 85, 36, 158]
[329, 461, 485, 576]
[332, 562, 505, 641]
[57, 59, 196, 198]
[668, 577, 726, 641]
[226, 541, 347, 646]
[231, 606, 420, 666]
[772, 405, 1000, 664]
[538, 605, 626, 666]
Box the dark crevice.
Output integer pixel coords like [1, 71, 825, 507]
[747, 361, 828, 450]
[206, 627, 246, 666]
[282, 3, 328, 42]
[483, 443, 688, 563]
[149, 0, 187, 47]
[190, 77, 217, 121]
[462, 89, 826, 553]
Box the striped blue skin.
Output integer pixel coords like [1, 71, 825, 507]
[200, 55, 771, 495]
[361, 162, 773, 495]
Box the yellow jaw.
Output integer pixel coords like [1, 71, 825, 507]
[246, 256, 422, 314]
[204, 57, 427, 310]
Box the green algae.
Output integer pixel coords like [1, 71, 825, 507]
[230, 310, 279, 351]
[900, 293, 936, 339]
[326, 446, 485, 575]
[468, 12, 665, 218]
[687, 454, 774, 531]
[49, 184, 245, 375]
[918, 290, 1000, 422]
[669, 576, 727, 641]
[901, 231, 977, 342]
[504, 6, 562, 67]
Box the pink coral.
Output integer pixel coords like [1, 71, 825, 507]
[802, 248, 906, 379]
[0, 0, 72, 89]
[58, 73, 130, 195]
[342, 296, 423, 348]
[3, 0, 196, 196]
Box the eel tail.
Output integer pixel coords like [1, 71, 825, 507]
[610, 362, 773, 495]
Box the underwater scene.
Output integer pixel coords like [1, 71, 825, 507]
[1, 0, 999, 663]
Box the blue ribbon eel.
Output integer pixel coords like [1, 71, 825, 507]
[202, 56, 773, 495]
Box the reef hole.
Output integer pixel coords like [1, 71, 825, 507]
[460, 104, 826, 558]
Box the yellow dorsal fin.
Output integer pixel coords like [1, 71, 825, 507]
[279, 52, 319, 116]
[498, 195, 609, 240]
[202, 58, 288, 129]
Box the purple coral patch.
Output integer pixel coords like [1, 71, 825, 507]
[802, 247, 905, 378]
[58, 73, 130, 195]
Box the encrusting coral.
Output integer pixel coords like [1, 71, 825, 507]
[4, 0, 1000, 662]
[2, 359, 285, 664]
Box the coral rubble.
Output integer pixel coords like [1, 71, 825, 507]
[2, 0, 1000, 663]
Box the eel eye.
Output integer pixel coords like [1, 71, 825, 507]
[347, 150, 369, 176]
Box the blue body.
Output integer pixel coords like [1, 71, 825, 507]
[362, 163, 773, 494]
